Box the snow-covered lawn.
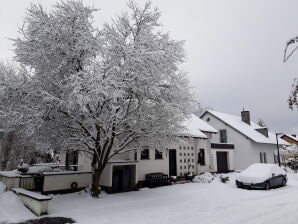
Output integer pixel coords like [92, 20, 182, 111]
[3, 173, 298, 224]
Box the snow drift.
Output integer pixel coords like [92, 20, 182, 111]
[0, 182, 34, 223]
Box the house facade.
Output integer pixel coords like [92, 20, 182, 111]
[61, 114, 223, 193]
[200, 110, 289, 171]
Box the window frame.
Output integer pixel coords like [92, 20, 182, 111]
[155, 149, 163, 160]
[219, 129, 227, 143]
[141, 147, 150, 160]
[198, 149, 205, 165]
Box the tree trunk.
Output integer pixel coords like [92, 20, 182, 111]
[0, 132, 14, 171]
[91, 167, 103, 197]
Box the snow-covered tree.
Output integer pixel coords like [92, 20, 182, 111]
[0, 62, 49, 170]
[284, 37, 298, 109]
[13, 1, 193, 197]
[257, 118, 266, 127]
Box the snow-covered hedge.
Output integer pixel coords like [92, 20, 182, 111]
[192, 172, 214, 183]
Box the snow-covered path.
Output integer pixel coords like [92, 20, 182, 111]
[48, 173, 298, 224]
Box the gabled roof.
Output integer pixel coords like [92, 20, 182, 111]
[201, 110, 289, 145]
[181, 114, 218, 139]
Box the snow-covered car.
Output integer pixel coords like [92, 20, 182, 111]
[235, 163, 287, 190]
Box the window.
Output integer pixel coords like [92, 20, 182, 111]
[183, 146, 186, 150]
[188, 153, 190, 156]
[134, 151, 138, 161]
[180, 159, 182, 163]
[141, 147, 150, 160]
[184, 159, 186, 163]
[155, 149, 163, 159]
[180, 166, 182, 169]
[66, 150, 78, 170]
[219, 129, 227, 143]
[260, 152, 267, 163]
[180, 153, 182, 156]
[187, 146, 189, 150]
[273, 154, 277, 163]
[191, 146, 193, 150]
[184, 166, 186, 169]
[184, 153, 186, 156]
[198, 149, 205, 165]
[179, 146, 182, 150]
[260, 152, 263, 163]
[192, 159, 194, 163]
[191, 153, 194, 156]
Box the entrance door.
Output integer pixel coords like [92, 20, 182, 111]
[216, 151, 228, 173]
[169, 149, 177, 176]
[112, 165, 133, 193]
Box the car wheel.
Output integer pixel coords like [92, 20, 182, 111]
[265, 182, 270, 190]
[282, 178, 286, 187]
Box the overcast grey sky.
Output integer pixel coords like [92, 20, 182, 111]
[0, 0, 297, 134]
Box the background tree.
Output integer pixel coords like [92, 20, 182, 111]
[12, 0, 193, 197]
[284, 37, 298, 109]
[257, 118, 266, 127]
[0, 61, 48, 170]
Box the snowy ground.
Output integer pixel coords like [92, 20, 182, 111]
[2, 172, 298, 224]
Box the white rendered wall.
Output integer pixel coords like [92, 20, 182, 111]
[250, 142, 276, 165]
[136, 149, 169, 181]
[201, 113, 252, 170]
[43, 172, 92, 192]
[210, 149, 235, 172]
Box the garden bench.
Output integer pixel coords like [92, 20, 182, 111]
[145, 172, 170, 188]
[12, 188, 52, 216]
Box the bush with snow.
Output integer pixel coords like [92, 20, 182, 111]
[26, 165, 53, 174]
[219, 174, 230, 183]
[192, 172, 214, 183]
[17, 160, 29, 173]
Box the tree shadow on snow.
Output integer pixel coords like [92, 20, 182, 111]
[12, 217, 76, 224]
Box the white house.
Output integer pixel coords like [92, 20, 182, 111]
[200, 110, 289, 171]
[61, 114, 220, 193]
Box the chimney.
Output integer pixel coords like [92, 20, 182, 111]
[255, 128, 269, 137]
[241, 110, 250, 125]
[292, 134, 297, 138]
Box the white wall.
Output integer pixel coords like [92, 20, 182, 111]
[201, 113, 253, 170]
[136, 149, 169, 181]
[250, 142, 276, 164]
[201, 112, 277, 170]
[210, 149, 235, 172]
[43, 172, 92, 192]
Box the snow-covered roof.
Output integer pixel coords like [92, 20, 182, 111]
[181, 114, 218, 139]
[202, 110, 289, 145]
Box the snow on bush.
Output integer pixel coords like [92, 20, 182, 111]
[193, 172, 214, 183]
[26, 165, 53, 174]
[219, 174, 230, 183]
[17, 160, 29, 173]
